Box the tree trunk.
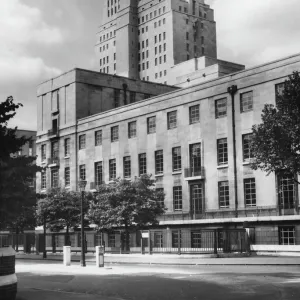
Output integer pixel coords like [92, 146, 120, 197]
[16, 227, 19, 252]
[66, 225, 70, 246]
[124, 223, 130, 253]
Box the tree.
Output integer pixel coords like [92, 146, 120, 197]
[251, 71, 300, 185]
[87, 174, 166, 251]
[36, 188, 91, 245]
[0, 96, 42, 229]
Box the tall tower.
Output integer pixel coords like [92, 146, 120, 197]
[95, 0, 217, 84]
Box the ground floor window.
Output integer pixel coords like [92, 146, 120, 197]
[108, 234, 116, 247]
[279, 226, 295, 245]
[154, 232, 163, 248]
[172, 231, 181, 248]
[191, 231, 201, 248]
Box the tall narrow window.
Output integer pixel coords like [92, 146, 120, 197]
[41, 171, 46, 189]
[242, 134, 253, 161]
[114, 89, 120, 108]
[217, 138, 228, 165]
[95, 161, 103, 186]
[95, 130, 102, 146]
[172, 231, 181, 248]
[123, 156, 131, 178]
[189, 105, 200, 124]
[275, 83, 285, 104]
[139, 153, 147, 176]
[244, 178, 256, 207]
[79, 165, 86, 181]
[155, 150, 164, 175]
[128, 121, 137, 138]
[218, 181, 229, 208]
[147, 116, 156, 134]
[173, 186, 183, 211]
[156, 188, 164, 207]
[51, 141, 59, 159]
[215, 98, 227, 118]
[240, 91, 253, 112]
[172, 147, 182, 172]
[278, 174, 295, 209]
[154, 232, 163, 248]
[130, 92, 136, 103]
[51, 168, 59, 188]
[41, 144, 46, 161]
[64, 138, 70, 156]
[191, 231, 201, 248]
[109, 159, 116, 180]
[167, 111, 177, 129]
[111, 126, 119, 142]
[79, 134, 86, 150]
[190, 143, 201, 173]
[65, 167, 70, 187]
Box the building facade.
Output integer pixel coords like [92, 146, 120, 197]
[36, 54, 300, 248]
[95, 0, 217, 83]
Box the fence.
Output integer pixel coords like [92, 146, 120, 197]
[0, 228, 248, 255]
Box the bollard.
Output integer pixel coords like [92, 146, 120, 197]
[63, 246, 71, 266]
[95, 246, 105, 267]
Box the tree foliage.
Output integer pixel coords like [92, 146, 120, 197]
[251, 72, 300, 183]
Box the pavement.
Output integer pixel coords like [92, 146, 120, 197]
[15, 252, 300, 265]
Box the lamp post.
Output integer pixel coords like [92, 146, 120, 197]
[43, 211, 47, 259]
[79, 179, 87, 267]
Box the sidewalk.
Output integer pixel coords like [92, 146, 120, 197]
[16, 252, 300, 265]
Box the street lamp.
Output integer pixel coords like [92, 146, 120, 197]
[79, 179, 87, 267]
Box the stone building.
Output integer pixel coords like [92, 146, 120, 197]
[36, 53, 300, 249]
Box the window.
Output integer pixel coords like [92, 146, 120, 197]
[167, 111, 177, 129]
[279, 226, 295, 245]
[218, 181, 229, 208]
[191, 231, 201, 248]
[109, 159, 116, 180]
[275, 82, 285, 103]
[128, 121, 137, 138]
[51, 141, 59, 158]
[79, 135, 86, 150]
[186, 32, 189, 40]
[278, 174, 295, 209]
[65, 167, 70, 187]
[139, 153, 147, 176]
[154, 232, 163, 248]
[240, 91, 253, 112]
[189, 105, 200, 124]
[172, 147, 182, 172]
[41, 144, 46, 161]
[217, 138, 228, 165]
[94, 161, 103, 187]
[79, 165, 86, 181]
[130, 92, 136, 103]
[147, 116, 156, 134]
[28, 140, 33, 156]
[155, 150, 164, 174]
[173, 186, 182, 211]
[123, 156, 131, 178]
[114, 89, 120, 108]
[190, 143, 201, 172]
[64, 138, 70, 157]
[156, 188, 164, 207]
[95, 130, 102, 146]
[186, 43, 189, 51]
[215, 98, 227, 118]
[108, 234, 116, 247]
[244, 178, 256, 207]
[242, 134, 253, 161]
[41, 171, 46, 190]
[111, 126, 119, 142]
[172, 231, 182, 248]
[51, 168, 59, 188]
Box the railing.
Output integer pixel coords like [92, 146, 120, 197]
[48, 157, 59, 166]
[47, 128, 59, 137]
[184, 166, 205, 178]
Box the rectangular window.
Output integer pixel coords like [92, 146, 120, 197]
[95, 130, 102, 146]
[218, 181, 229, 208]
[51, 168, 59, 188]
[190, 143, 201, 172]
[128, 121, 137, 138]
[167, 111, 177, 129]
[154, 232, 163, 248]
[189, 105, 200, 124]
[186, 32, 189, 40]
[123, 156, 131, 178]
[278, 174, 295, 209]
[244, 178, 256, 207]
[114, 89, 120, 108]
[242, 134, 253, 161]
[147, 116, 156, 134]
[111, 126, 119, 142]
[79, 164, 86, 181]
[130, 91, 136, 103]
[41, 171, 46, 190]
[156, 188, 164, 207]
[109, 159, 116, 180]
[139, 153, 147, 176]
[173, 186, 182, 211]
[172, 147, 182, 172]
[240, 91, 253, 112]
[79, 134, 86, 150]
[41, 144, 46, 161]
[279, 226, 295, 245]
[217, 138, 228, 165]
[215, 98, 227, 118]
[64, 138, 70, 157]
[172, 231, 181, 248]
[51, 141, 59, 158]
[191, 231, 201, 248]
[95, 161, 103, 186]
[275, 82, 285, 103]
[155, 150, 164, 174]
[65, 167, 70, 187]
[108, 234, 116, 247]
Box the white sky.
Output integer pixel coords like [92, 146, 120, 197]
[2, 0, 300, 130]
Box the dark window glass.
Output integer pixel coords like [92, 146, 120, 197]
[244, 178, 256, 207]
[218, 181, 229, 208]
[240, 91, 253, 112]
[65, 167, 70, 187]
[242, 134, 253, 161]
[155, 150, 164, 174]
[139, 153, 147, 176]
[109, 159, 116, 180]
[279, 226, 295, 245]
[215, 98, 227, 118]
[79, 135, 86, 150]
[189, 105, 200, 124]
[167, 111, 177, 129]
[79, 164, 86, 181]
[217, 138, 228, 165]
[111, 126, 119, 142]
[172, 147, 182, 172]
[147, 116, 156, 134]
[51, 168, 59, 188]
[128, 121, 137, 138]
[123, 156, 131, 178]
[278, 174, 295, 209]
[64, 138, 70, 156]
[95, 161, 103, 186]
[173, 186, 182, 210]
[95, 130, 102, 146]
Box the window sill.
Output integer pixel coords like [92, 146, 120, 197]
[217, 165, 228, 169]
[172, 171, 182, 175]
[64, 156, 70, 159]
[155, 173, 164, 177]
[242, 161, 251, 166]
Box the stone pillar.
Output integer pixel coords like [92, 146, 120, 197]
[95, 246, 104, 267]
[63, 246, 71, 266]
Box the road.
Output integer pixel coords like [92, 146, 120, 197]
[16, 260, 300, 300]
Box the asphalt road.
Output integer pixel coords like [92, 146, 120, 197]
[16, 261, 300, 300]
